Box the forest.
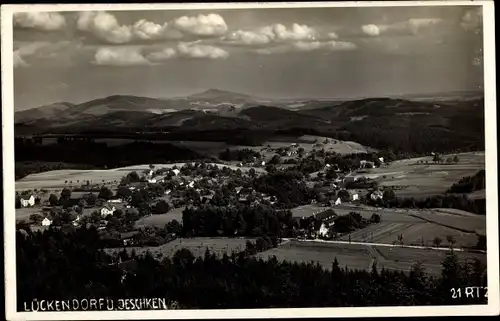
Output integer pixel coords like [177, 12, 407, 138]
[16, 226, 487, 311]
[447, 170, 486, 194]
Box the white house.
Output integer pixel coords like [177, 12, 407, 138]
[42, 217, 52, 226]
[261, 161, 266, 166]
[188, 181, 195, 188]
[378, 157, 384, 163]
[20, 195, 35, 207]
[318, 223, 329, 237]
[148, 178, 157, 183]
[72, 216, 81, 227]
[165, 189, 172, 195]
[351, 193, 359, 201]
[172, 169, 180, 176]
[108, 198, 123, 203]
[330, 197, 342, 206]
[101, 205, 116, 217]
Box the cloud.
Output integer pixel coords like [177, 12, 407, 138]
[132, 19, 169, 40]
[13, 41, 68, 68]
[461, 8, 482, 32]
[256, 40, 357, 55]
[77, 11, 133, 44]
[223, 23, 317, 46]
[362, 24, 381, 37]
[92, 47, 151, 66]
[145, 47, 177, 61]
[177, 42, 229, 59]
[172, 13, 228, 37]
[76, 11, 227, 44]
[13, 12, 66, 31]
[361, 18, 443, 37]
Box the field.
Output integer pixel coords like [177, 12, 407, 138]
[134, 207, 185, 229]
[329, 204, 485, 248]
[291, 204, 330, 218]
[360, 152, 485, 197]
[104, 237, 254, 259]
[15, 169, 125, 191]
[257, 240, 486, 275]
[15, 162, 265, 191]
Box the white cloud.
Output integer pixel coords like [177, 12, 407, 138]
[361, 18, 443, 37]
[14, 12, 66, 31]
[172, 13, 228, 37]
[13, 41, 61, 68]
[328, 32, 339, 39]
[362, 24, 381, 37]
[76, 11, 227, 44]
[407, 18, 443, 35]
[256, 40, 357, 55]
[92, 47, 151, 66]
[132, 19, 169, 40]
[223, 23, 317, 46]
[177, 42, 228, 59]
[77, 11, 133, 44]
[146, 47, 177, 61]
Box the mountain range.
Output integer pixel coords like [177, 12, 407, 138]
[14, 89, 485, 154]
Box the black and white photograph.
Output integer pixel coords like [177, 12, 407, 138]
[2, 2, 499, 319]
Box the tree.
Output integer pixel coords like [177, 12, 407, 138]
[433, 237, 443, 248]
[60, 188, 71, 201]
[49, 194, 59, 206]
[29, 214, 43, 224]
[98, 187, 114, 200]
[453, 155, 460, 164]
[15, 197, 21, 209]
[152, 200, 170, 214]
[383, 189, 396, 202]
[446, 235, 456, 248]
[370, 213, 381, 223]
[116, 186, 132, 199]
[338, 190, 350, 202]
[476, 235, 486, 250]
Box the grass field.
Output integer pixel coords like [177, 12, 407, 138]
[256, 241, 372, 271]
[290, 204, 330, 218]
[104, 237, 254, 259]
[361, 152, 485, 197]
[16, 169, 124, 191]
[15, 162, 264, 191]
[257, 240, 486, 275]
[134, 207, 185, 229]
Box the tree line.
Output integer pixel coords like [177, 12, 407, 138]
[16, 226, 487, 310]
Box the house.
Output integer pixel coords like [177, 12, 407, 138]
[108, 198, 123, 203]
[235, 187, 243, 194]
[350, 192, 359, 201]
[101, 205, 116, 217]
[188, 181, 195, 188]
[20, 195, 35, 207]
[148, 179, 157, 183]
[378, 157, 384, 163]
[318, 223, 329, 237]
[42, 217, 52, 226]
[261, 161, 266, 166]
[165, 189, 172, 195]
[172, 169, 180, 176]
[371, 190, 384, 201]
[72, 216, 81, 227]
[330, 197, 342, 206]
[291, 143, 298, 148]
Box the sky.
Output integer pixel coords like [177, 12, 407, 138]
[12, 5, 484, 111]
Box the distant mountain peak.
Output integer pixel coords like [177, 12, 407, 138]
[188, 88, 254, 100]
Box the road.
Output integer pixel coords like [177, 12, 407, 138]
[280, 237, 486, 254]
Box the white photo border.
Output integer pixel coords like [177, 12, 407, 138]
[2, 1, 498, 319]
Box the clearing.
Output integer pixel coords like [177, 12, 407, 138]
[134, 207, 185, 229]
[360, 152, 485, 197]
[104, 237, 254, 259]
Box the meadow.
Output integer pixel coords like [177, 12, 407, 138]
[362, 152, 485, 197]
[257, 240, 486, 275]
[134, 207, 185, 229]
[104, 237, 255, 259]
